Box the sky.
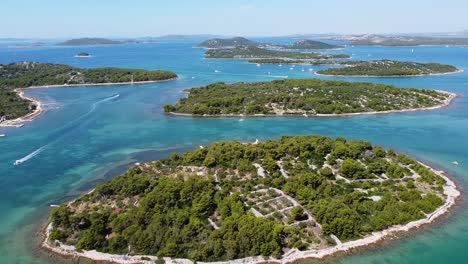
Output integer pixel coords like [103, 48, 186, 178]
[1, 0, 467, 38]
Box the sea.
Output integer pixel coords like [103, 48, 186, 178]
[0, 38, 467, 263]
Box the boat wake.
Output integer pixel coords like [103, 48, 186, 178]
[14, 146, 46, 166]
[14, 94, 119, 166]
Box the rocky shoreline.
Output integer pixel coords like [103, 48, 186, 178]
[167, 91, 457, 118]
[315, 69, 464, 78]
[41, 160, 461, 264]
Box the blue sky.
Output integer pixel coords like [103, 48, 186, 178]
[1, 0, 467, 38]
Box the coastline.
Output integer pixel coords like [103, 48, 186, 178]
[40, 160, 461, 264]
[0, 78, 178, 128]
[314, 69, 464, 78]
[205, 56, 350, 60]
[167, 90, 457, 118]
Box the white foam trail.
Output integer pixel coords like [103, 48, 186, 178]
[14, 145, 46, 165]
[14, 94, 119, 166]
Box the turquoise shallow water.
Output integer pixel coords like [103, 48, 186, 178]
[0, 40, 468, 263]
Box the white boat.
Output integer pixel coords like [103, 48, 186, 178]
[239, 118, 244, 122]
[50, 204, 60, 208]
[14, 160, 22, 166]
[214, 70, 220, 73]
[278, 64, 283, 67]
[411, 49, 414, 53]
[289, 67, 294, 70]
[0, 134, 5, 137]
[452, 161, 459, 166]
[256, 63, 261, 67]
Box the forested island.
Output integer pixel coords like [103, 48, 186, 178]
[0, 62, 177, 126]
[164, 79, 454, 116]
[44, 135, 459, 263]
[57, 38, 136, 46]
[316, 60, 461, 77]
[205, 46, 349, 60]
[75, 52, 91, 58]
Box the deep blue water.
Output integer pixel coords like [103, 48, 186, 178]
[0, 40, 467, 263]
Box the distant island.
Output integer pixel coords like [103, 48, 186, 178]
[316, 60, 462, 77]
[74, 52, 91, 58]
[205, 46, 349, 60]
[142, 34, 225, 41]
[323, 34, 468, 46]
[197, 37, 341, 50]
[43, 135, 459, 263]
[283, 39, 341, 50]
[164, 79, 455, 117]
[57, 38, 136, 46]
[0, 62, 177, 128]
[197, 37, 256, 48]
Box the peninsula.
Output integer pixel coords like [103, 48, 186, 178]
[316, 60, 462, 77]
[205, 46, 349, 60]
[164, 79, 455, 116]
[44, 135, 459, 264]
[0, 62, 177, 127]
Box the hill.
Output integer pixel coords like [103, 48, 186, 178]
[196, 37, 256, 48]
[285, 40, 341, 49]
